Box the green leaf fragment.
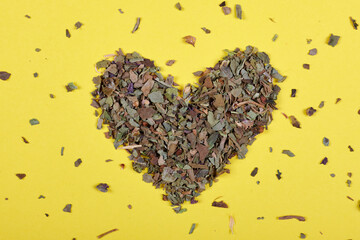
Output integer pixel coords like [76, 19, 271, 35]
[29, 118, 40, 125]
[282, 150, 295, 157]
[96, 60, 111, 69]
[189, 223, 196, 234]
[148, 91, 164, 103]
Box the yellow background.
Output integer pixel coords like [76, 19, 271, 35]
[0, 0, 360, 239]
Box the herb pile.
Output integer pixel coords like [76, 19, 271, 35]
[91, 46, 284, 205]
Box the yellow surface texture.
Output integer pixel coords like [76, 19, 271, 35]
[0, 0, 360, 239]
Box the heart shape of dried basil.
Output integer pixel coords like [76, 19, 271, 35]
[91, 46, 285, 208]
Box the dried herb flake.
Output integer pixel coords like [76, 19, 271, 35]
[96, 183, 109, 193]
[282, 150, 295, 157]
[212, 200, 229, 208]
[0, 71, 11, 81]
[131, 17, 141, 33]
[183, 35, 196, 47]
[328, 34, 340, 47]
[66, 29, 71, 38]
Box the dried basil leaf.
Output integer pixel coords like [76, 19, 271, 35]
[74, 21, 83, 29]
[175, 2, 182, 10]
[235, 4, 242, 19]
[308, 48, 317, 56]
[63, 204, 72, 213]
[289, 115, 301, 128]
[183, 35, 196, 47]
[328, 34, 340, 47]
[282, 150, 295, 157]
[29, 118, 40, 125]
[212, 200, 228, 208]
[303, 64, 310, 70]
[319, 101, 324, 108]
[16, 173, 26, 179]
[66, 82, 78, 92]
[0, 71, 11, 80]
[272, 34, 278, 42]
[96, 183, 109, 193]
[74, 158, 82, 167]
[322, 137, 329, 146]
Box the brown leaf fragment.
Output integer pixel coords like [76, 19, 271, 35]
[222, 6, 231, 15]
[166, 60, 176, 66]
[335, 98, 341, 104]
[196, 144, 209, 162]
[308, 48, 317, 56]
[303, 64, 310, 70]
[278, 215, 306, 221]
[138, 107, 156, 120]
[22, 137, 29, 144]
[183, 35, 196, 47]
[212, 200, 229, 208]
[348, 145, 354, 152]
[0, 71, 11, 81]
[201, 27, 211, 34]
[74, 21, 83, 29]
[213, 94, 225, 108]
[289, 115, 301, 128]
[193, 71, 203, 76]
[175, 2, 182, 10]
[347, 196, 354, 201]
[350, 17, 358, 30]
[63, 204, 72, 213]
[306, 107, 317, 116]
[16, 173, 26, 179]
[66, 29, 71, 38]
[131, 17, 141, 33]
[219, 1, 226, 7]
[141, 79, 154, 96]
[97, 229, 119, 239]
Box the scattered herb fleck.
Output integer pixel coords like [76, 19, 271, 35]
[300, 233, 306, 239]
[306, 107, 317, 116]
[257, 217, 264, 220]
[282, 150, 295, 157]
[105, 159, 113, 162]
[219, 1, 226, 7]
[25, 15, 31, 19]
[348, 145, 354, 152]
[192, 71, 203, 76]
[308, 48, 317, 56]
[63, 204, 72, 213]
[251, 167, 258, 177]
[50, 94, 55, 98]
[127, 204, 132, 209]
[276, 170, 282, 180]
[97, 229, 118, 239]
[29, 118, 39, 125]
[131, 17, 141, 33]
[256, 181, 260, 185]
[38, 195, 45, 199]
[278, 215, 305, 221]
[201, 27, 211, 34]
[22, 137, 29, 144]
[269, 147, 273, 152]
[348, 172, 352, 178]
[347, 196, 354, 201]
[173, 206, 187, 214]
[322, 137, 330, 146]
[291, 89, 296, 97]
[120, 164, 125, 169]
[272, 34, 278, 42]
[346, 179, 352, 187]
[175, 2, 182, 10]
[330, 173, 335, 178]
[303, 64, 310, 70]
[222, 6, 231, 15]
[289, 115, 301, 128]
[96, 183, 109, 193]
[189, 223, 196, 234]
[306, 39, 312, 44]
[269, 18, 276, 23]
[66, 82, 78, 92]
[75, 21, 83, 29]
[229, 216, 235, 234]
[0, 71, 11, 80]
[335, 98, 341, 104]
[35, 48, 41, 52]
[74, 158, 82, 167]
[183, 35, 196, 46]
[16, 173, 26, 179]
[61, 147, 64, 156]
[45, 213, 49, 217]
[319, 101, 324, 108]
[212, 200, 229, 208]
[320, 157, 328, 165]
[66, 29, 71, 38]
[166, 60, 176, 66]
[350, 17, 358, 30]
[328, 34, 340, 47]
[235, 4, 242, 19]
[33, 72, 38, 78]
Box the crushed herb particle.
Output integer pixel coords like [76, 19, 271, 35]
[66, 82, 77, 92]
[347, 196, 354, 201]
[308, 48, 317, 56]
[251, 167, 258, 177]
[222, 6, 231, 15]
[219, 1, 226, 7]
[45, 213, 49, 217]
[278, 215, 305, 221]
[328, 34, 340, 47]
[282, 150, 295, 157]
[66, 29, 71, 38]
[306, 39, 312, 44]
[350, 17, 358, 30]
[25, 15, 31, 18]
[63, 204, 72, 213]
[322, 137, 330, 146]
[166, 60, 175, 66]
[128, 204, 132, 209]
[120, 164, 125, 169]
[300, 233, 306, 239]
[201, 27, 211, 34]
[38, 195, 45, 199]
[74, 21, 83, 29]
[229, 216, 235, 234]
[61, 147, 64, 156]
[118, 9, 124, 14]
[212, 200, 229, 208]
[303, 64, 310, 70]
[16, 173, 26, 179]
[306, 107, 316, 116]
[269, 147, 273, 152]
[257, 217, 264, 220]
[97, 229, 118, 239]
[320, 157, 328, 165]
[0, 71, 11, 81]
[29, 118, 40, 125]
[74, 158, 82, 167]
[22, 137, 29, 144]
[256, 181, 260, 185]
[330, 173, 335, 177]
[348, 172, 352, 178]
[335, 98, 341, 104]
[291, 89, 296, 97]
[183, 35, 196, 46]
[319, 101, 324, 108]
[189, 223, 196, 234]
[96, 183, 109, 192]
[276, 170, 282, 180]
[35, 48, 41, 52]
[33, 72, 38, 78]
[346, 179, 352, 187]
[50, 94, 55, 98]
[173, 206, 187, 214]
[235, 4, 242, 19]
[348, 145, 354, 152]
[272, 34, 278, 42]
[175, 2, 182, 10]
[131, 17, 141, 33]
[289, 115, 301, 128]
[105, 159, 113, 162]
